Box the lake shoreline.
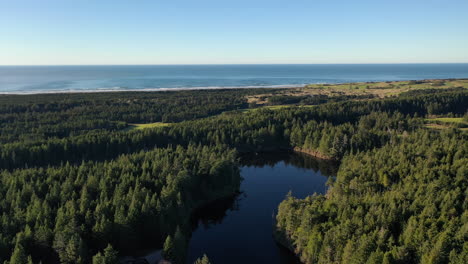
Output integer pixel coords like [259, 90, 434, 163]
[293, 147, 335, 160]
[186, 151, 332, 264]
[239, 147, 335, 161]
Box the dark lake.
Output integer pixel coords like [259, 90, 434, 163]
[186, 152, 337, 264]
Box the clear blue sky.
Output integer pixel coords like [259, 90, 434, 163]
[1, 0, 467, 65]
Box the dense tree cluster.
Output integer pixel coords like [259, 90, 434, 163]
[0, 89, 272, 143]
[0, 87, 466, 263]
[0, 145, 239, 263]
[267, 94, 375, 106]
[2, 89, 466, 170]
[276, 130, 467, 263]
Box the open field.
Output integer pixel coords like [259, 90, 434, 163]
[425, 117, 465, 123]
[126, 122, 172, 130]
[247, 79, 468, 105]
[424, 117, 468, 131]
[117, 80, 468, 132]
[223, 104, 316, 115]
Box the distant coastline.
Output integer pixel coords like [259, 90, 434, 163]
[1, 64, 467, 94]
[1, 78, 467, 96]
[0, 84, 305, 95]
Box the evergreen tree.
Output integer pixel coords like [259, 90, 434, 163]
[92, 244, 118, 264]
[8, 243, 28, 264]
[194, 254, 211, 264]
[163, 235, 174, 261]
[103, 244, 118, 264]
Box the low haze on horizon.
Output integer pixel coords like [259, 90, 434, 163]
[1, 0, 468, 65]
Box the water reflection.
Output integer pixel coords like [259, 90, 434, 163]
[190, 194, 242, 230]
[187, 152, 337, 264]
[240, 151, 338, 177]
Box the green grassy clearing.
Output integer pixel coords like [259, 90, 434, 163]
[425, 117, 465, 123]
[244, 104, 315, 112]
[125, 122, 172, 131]
[424, 117, 468, 131]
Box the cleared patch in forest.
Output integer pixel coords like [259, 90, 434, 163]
[126, 122, 172, 130]
[224, 104, 316, 115]
[424, 117, 468, 131]
[425, 117, 465, 123]
[246, 79, 468, 104]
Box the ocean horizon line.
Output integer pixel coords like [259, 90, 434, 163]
[2, 62, 468, 67]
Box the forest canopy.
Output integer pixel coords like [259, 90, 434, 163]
[0, 82, 467, 264]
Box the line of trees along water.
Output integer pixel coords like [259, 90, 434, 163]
[0, 89, 467, 263]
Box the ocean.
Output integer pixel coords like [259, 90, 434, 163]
[0, 64, 467, 94]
